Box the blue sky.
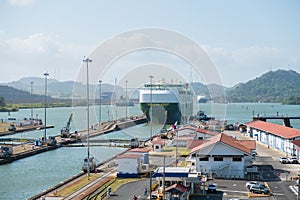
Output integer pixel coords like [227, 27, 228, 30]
[0, 0, 299, 87]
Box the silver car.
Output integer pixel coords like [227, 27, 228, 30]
[249, 184, 270, 194]
[246, 181, 266, 189]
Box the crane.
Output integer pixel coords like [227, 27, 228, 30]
[61, 113, 73, 138]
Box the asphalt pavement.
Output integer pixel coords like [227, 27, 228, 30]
[108, 179, 149, 200]
[109, 131, 300, 200]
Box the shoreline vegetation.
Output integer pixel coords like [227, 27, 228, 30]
[0, 102, 74, 112]
[0, 101, 116, 112]
[1, 99, 300, 113]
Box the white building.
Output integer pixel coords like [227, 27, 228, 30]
[175, 126, 218, 140]
[117, 153, 143, 178]
[246, 120, 300, 156]
[128, 147, 150, 164]
[187, 133, 253, 179]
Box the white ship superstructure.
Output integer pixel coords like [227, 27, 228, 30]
[139, 83, 193, 125]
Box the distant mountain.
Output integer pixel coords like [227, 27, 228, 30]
[227, 70, 300, 103]
[1, 70, 299, 104]
[2, 77, 124, 99]
[190, 82, 227, 101]
[0, 85, 50, 104]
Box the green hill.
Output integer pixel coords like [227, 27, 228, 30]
[227, 70, 300, 103]
[0, 85, 50, 104]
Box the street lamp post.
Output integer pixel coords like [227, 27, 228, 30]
[125, 80, 128, 119]
[298, 172, 300, 200]
[98, 80, 102, 127]
[30, 81, 33, 122]
[43, 73, 49, 144]
[149, 75, 154, 199]
[185, 83, 188, 125]
[149, 75, 154, 140]
[83, 57, 92, 180]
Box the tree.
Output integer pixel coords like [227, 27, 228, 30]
[0, 96, 6, 107]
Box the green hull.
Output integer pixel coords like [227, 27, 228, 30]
[140, 103, 181, 124]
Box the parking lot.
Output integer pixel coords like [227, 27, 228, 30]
[224, 130, 300, 200]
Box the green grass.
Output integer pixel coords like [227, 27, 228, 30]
[151, 146, 191, 156]
[53, 174, 101, 197]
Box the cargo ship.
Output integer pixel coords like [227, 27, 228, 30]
[139, 83, 193, 125]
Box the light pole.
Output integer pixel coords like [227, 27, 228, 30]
[149, 75, 154, 140]
[43, 73, 49, 144]
[149, 75, 154, 200]
[30, 81, 33, 122]
[298, 172, 300, 200]
[125, 80, 128, 119]
[83, 57, 92, 180]
[185, 83, 188, 125]
[98, 80, 102, 127]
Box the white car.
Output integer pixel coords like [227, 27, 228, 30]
[207, 183, 217, 192]
[287, 157, 298, 164]
[279, 157, 289, 164]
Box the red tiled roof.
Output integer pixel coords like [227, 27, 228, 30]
[187, 140, 204, 149]
[176, 126, 219, 136]
[195, 128, 219, 136]
[165, 183, 187, 193]
[176, 126, 197, 131]
[152, 140, 167, 145]
[117, 153, 142, 159]
[292, 140, 300, 147]
[238, 140, 256, 150]
[190, 133, 252, 154]
[152, 136, 167, 145]
[128, 148, 150, 153]
[174, 136, 195, 141]
[247, 120, 300, 139]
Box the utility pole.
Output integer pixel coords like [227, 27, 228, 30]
[163, 155, 165, 200]
[298, 172, 300, 200]
[149, 75, 154, 140]
[98, 80, 102, 126]
[83, 57, 92, 180]
[30, 81, 33, 121]
[43, 73, 49, 143]
[175, 128, 178, 166]
[125, 80, 128, 119]
[149, 75, 154, 200]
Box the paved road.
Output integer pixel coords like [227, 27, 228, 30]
[108, 179, 149, 200]
[108, 131, 300, 200]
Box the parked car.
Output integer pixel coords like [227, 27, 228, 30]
[249, 184, 270, 194]
[246, 181, 266, 189]
[279, 157, 289, 164]
[251, 151, 257, 156]
[207, 183, 217, 192]
[288, 157, 299, 164]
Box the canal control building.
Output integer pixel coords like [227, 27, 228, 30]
[187, 133, 254, 179]
[246, 120, 300, 157]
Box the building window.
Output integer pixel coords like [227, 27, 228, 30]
[199, 156, 209, 161]
[214, 156, 223, 161]
[232, 157, 242, 162]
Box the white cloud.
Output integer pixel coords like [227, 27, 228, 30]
[7, 0, 35, 6]
[0, 31, 93, 82]
[232, 46, 282, 66]
[201, 45, 300, 86]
